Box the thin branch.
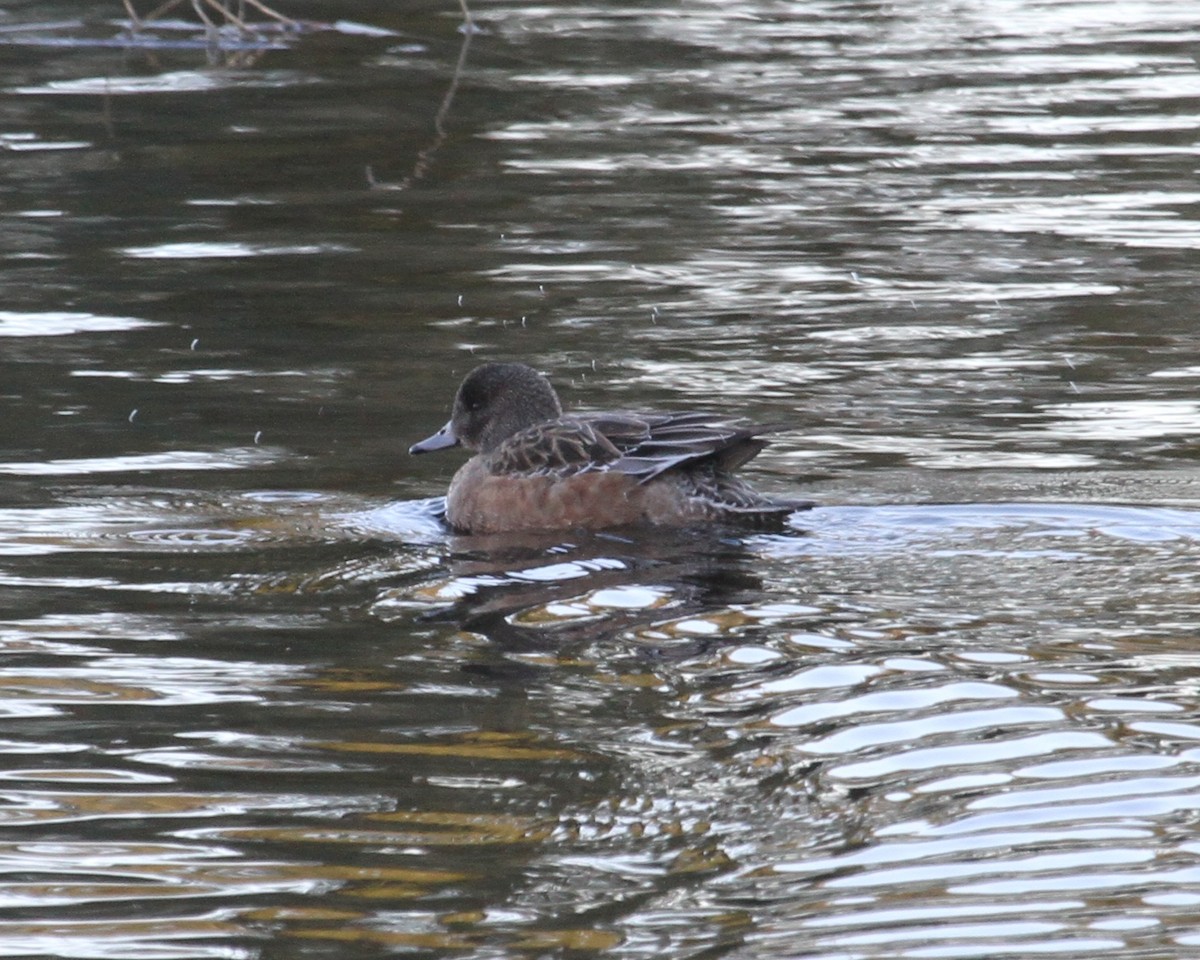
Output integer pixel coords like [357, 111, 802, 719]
[369, 7, 476, 190]
[122, 0, 296, 32]
[236, 0, 297, 28]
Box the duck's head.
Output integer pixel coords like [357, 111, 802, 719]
[409, 362, 563, 455]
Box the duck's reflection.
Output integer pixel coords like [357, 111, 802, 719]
[396, 523, 798, 661]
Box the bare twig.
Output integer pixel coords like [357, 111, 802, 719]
[236, 0, 297, 27]
[122, 0, 297, 33]
[190, 0, 217, 32]
[369, 2, 477, 190]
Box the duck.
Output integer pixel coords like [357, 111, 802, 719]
[409, 362, 811, 535]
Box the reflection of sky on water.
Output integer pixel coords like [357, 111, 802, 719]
[0, 311, 156, 336]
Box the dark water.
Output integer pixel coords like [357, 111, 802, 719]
[2, 0, 1200, 956]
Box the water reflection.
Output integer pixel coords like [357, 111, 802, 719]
[0, 310, 156, 336]
[2, 0, 1200, 956]
[1, 476, 1200, 955]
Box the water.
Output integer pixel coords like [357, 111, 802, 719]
[1, 0, 1200, 956]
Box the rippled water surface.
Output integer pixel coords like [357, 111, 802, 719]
[2, 0, 1200, 957]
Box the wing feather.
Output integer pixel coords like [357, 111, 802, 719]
[592, 411, 789, 482]
[489, 419, 620, 476]
[487, 408, 792, 486]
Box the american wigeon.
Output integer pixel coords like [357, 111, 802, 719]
[410, 362, 812, 535]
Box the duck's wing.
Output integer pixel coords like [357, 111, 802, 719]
[590, 411, 789, 483]
[489, 410, 793, 484]
[488, 418, 623, 476]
